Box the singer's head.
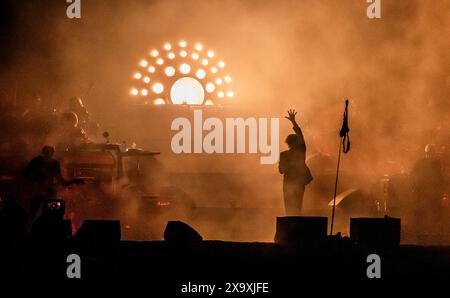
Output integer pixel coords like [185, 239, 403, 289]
[286, 134, 300, 149]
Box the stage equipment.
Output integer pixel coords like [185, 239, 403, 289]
[130, 41, 234, 106]
[75, 220, 121, 245]
[350, 217, 401, 249]
[274, 216, 328, 246]
[164, 221, 203, 244]
[330, 99, 351, 235]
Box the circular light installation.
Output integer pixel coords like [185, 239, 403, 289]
[179, 63, 191, 74]
[154, 98, 166, 105]
[170, 77, 205, 105]
[196, 69, 206, 79]
[140, 60, 148, 67]
[152, 83, 164, 94]
[130, 41, 234, 105]
[165, 66, 176, 77]
[195, 43, 203, 51]
[205, 82, 215, 93]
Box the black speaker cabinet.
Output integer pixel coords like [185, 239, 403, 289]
[350, 217, 400, 249]
[75, 220, 121, 245]
[31, 219, 72, 243]
[275, 216, 328, 246]
[164, 221, 203, 245]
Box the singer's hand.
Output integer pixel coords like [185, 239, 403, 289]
[285, 109, 297, 123]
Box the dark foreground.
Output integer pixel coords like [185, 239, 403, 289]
[2, 237, 450, 293]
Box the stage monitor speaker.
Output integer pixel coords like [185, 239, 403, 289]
[164, 221, 203, 245]
[75, 220, 121, 246]
[275, 216, 328, 246]
[350, 217, 400, 249]
[31, 219, 72, 244]
[327, 189, 369, 212]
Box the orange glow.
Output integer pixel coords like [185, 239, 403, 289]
[156, 201, 171, 206]
[131, 41, 233, 106]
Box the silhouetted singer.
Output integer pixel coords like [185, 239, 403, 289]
[279, 109, 312, 215]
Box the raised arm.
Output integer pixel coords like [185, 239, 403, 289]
[285, 109, 306, 150]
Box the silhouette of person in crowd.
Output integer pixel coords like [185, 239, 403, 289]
[24, 146, 68, 193]
[411, 144, 444, 229]
[279, 109, 313, 215]
[52, 112, 88, 151]
[21, 146, 82, 226]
